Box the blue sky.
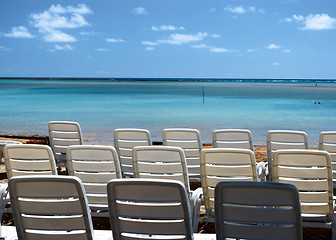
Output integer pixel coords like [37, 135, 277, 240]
[1, 0, 336, 79]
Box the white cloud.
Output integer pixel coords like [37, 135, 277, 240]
[30, 11, 90, 29]
[224, 5, 265, 14]
[272, 62, 280, 66]
[3, 26, 34, 38]
[42, 28, 76, 42]
[281, 13, 336, 30]
[49, 4, 92, 15]
[152, 25, 185, 31]
[247, 49, 255, 52]
[142, 41, 158, 46]
[281, 14, 304, 23]
[29, 4, 92, 42]
[145, 47, 155, 51]
[142, 32, 219, 49]
[132, 7, 148, 15]
[283, 49, 291, 53]
[158, 32, 207, 45]
[210, 34, 220, 38]
[190, 44, 209, 48]
[304, 14, 336, 30]
[106, 38, 126, 43]
[54, 44, 74, 50]
[210, 47, 237, 53]
[267, 43, 281, 49]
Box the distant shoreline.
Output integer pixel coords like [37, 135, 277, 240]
[1, 77, 336, 83]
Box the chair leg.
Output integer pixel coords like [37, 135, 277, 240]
[0, 184, 8, 223]
[191, 189, 202, 232]
[332, 221, 336, 240]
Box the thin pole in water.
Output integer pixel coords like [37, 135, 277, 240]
[202, 87, 205, 103]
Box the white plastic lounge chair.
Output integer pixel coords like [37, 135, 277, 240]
[0, 140, 23, 217]
[113, 128, 152, 177]
[319, 131, 336, 187]
[193, 148, 258, 231]
[132, 146, 190, 192]
[215, 181, 302, 240]
[107, 179, 193, 240]
[67, 145, 122, 217]
[272, 149, 335, 238]
[48, 121, 83, 167]
[212, 129, 254, 150]
[264, 130, 308, 181]
[1, 144, 58, 223]
[162, 128, 202, 182]
[8, 175, 94, 240]
[4, 144, 57, 179]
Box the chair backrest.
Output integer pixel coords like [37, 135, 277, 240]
[132, 146, 190, 194]
[107, 179, 193, 240]
[8, 175, 94, 240]
[67, 145, 122, 207]
[215, 181, 302, 240]
[272, 149, 333, 221]
[319, 131, 336, 184]
[48, 121, 83, 167]
[3, 144, 57, 179]
[162, 128, 202, 182]
[0, 140, 22, 159]
[200, 148, 258, 214]
[319, 131, 336, 152]
[267, 130, 308, 161]
[267, 130, 308, 180]
[113, 128, 152, 177]
[212, 129, 254, 151]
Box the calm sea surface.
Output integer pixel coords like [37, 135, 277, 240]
[1, 79, 336, 146]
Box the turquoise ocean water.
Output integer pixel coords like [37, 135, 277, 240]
[1, 79, 336, 147]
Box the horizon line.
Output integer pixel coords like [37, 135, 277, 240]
[1, 77, 336, 82]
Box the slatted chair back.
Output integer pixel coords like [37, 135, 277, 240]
[272, 150, 333, 224]
[200, 148, 258, 215]
[4, 144, 57, 179]
[67, 145, 122, 216]
[320, 131, 336, 183]
[266, 130, 308, 180]
[215, 181, 302, 240]
[132, 146, 190, 195]
[9, 175, 94, 240]
[48, 121, 83, 167]
[212, 129, 254, 151]
[113, 128, 152, 177]
[107, 179, 193, 240]
[162, 128, 202, 182]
